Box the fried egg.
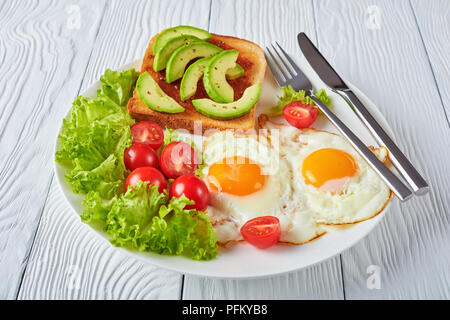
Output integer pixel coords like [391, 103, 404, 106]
[263, 121, 392, 225]
[202, 131, 324, 245]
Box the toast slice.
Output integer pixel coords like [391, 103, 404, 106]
[127, 31, 266, 133]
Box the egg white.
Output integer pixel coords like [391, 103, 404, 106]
[263, 121, 392, 225]
[202, 131, 325, 244]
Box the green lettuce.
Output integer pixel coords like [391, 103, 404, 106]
[147, 193, 217, 260]
[97, 69, 140, 107]
[82, 182, 218, 260]
[163, 128, 179, 147]
[56, 69, 138, 198]
[58, 68, 219, 260]
[266, 85, 331, 117]
[162, 127, 197, 150]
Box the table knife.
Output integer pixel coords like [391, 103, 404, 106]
[297, 32, 429, 196]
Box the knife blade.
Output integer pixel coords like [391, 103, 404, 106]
[297, 32, 429, 196]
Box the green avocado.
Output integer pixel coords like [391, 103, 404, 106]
[152, 25, 211, 55]
[153, 35, 201, 72]
[203, 50, 239, 103]
[179, 56, 245, 101]
[192, 83, 261, 120]
[225, 63, 245, 80]
[136, 72, 184, 114]
[165, 42, 223, 83]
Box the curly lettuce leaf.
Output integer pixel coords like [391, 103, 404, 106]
[147, 195, 217, 260]
[82, 182, 218, 260]
[163, 128, 179, 147]
[194, 163, 207, 178]
[56, 68, 138, 198]
[97, 68, 139, 107]
[105, 182, 168, 251]
[314, 88, 331, 107]
[64, 127, 131, 199]
[266, 85, 331, 117]
[81, 191, 116, 227]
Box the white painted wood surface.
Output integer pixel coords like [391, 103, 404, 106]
[411, 0, 450, 119]
[0, 0, 107, 299]
[0, 0, 448, 299]
[314, 0, 450, 299]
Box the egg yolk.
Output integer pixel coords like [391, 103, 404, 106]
[302, 148, 358, 189]
[207, 156, 265, 196]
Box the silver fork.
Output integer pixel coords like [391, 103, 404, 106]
[265, 42, 413, 201]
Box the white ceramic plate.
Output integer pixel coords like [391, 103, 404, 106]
[54, 55, 395, 279]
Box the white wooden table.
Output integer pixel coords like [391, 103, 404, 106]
[1, 0, 449, 300]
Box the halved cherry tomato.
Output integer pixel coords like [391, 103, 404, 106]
[125, 167, 167, 193]
[283, 101, 318, 129]
[169, 174, 210, 211]
[160, 142, 199, 179]
[124, 143, 159, 171]
[240, 216, 281, 249]
[130, 121, 164, 150]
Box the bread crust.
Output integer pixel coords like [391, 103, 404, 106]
[127, 32, 266, 133]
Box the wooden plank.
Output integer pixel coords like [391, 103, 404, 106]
[183, 259, 344, 300]
[18, 0, 211, 300]
[411, 0, 450, 122]
[78, 0, 211, 91]
[182, 0, 345, 300]
[18, 181, 182, 299]
[0, 0, 106, 299]
[314, 0, 450, 299]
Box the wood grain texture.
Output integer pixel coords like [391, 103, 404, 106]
[182, 0, 345, 300]
[314, 0, 450, 299]
[6, 0, 450, 300]
[18, 0, 211, 300]
[0, 0, 106, 299]
[183, 259, 344, 300]
[411, 0, 450, 123]
[18, 181, 181, 299]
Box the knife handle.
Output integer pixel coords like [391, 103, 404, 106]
[310, 95, 413, 201]
[336, 90, 429, 196]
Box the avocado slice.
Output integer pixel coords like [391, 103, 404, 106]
[165, 42, 223, 83]
[225, 63, 245, 80]
[152, 25, 211, 55]
[192, 83, 261, 120]
[204, 50, 239, 103]
[179, 56, 245, 101]
[136, 72, 184, 114]
[153, 35, 201, 72]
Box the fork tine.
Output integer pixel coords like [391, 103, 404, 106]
[265, 47, 287, 84]
[265, 47, 286, 86]
[275, 41, 302, 75]
[271, 43, 297, 78]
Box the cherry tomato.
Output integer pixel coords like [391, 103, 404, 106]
[160, 142, 199, 179]
[169, 175, 210, 211]
[130, 121, 164, 150]
[124, 143, 159, 171]
[125, 167, 167, 193]
[283, 101, 318, 129]
[240, 216, 281, 249]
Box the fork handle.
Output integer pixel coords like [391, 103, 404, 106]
[337, 90, 429, 196]
[310, 95, 413, 201]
